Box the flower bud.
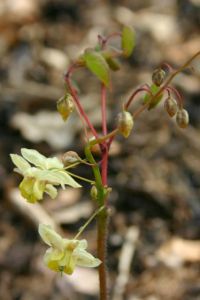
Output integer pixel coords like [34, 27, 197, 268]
[90, 185, 98, 200]
[57, 93, 74, 121]
[164, 97, 178, 117]
[117, 111, 134, 138]
[62, 151, 81, 166]
[176, 109, 189, 128]
[152, 68, 166, 86]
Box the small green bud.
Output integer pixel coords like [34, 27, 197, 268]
[164, 97, 178, 117]
[152, 68, 166, 86]
[62, 151, 81, 166]
[117, 111, 134, 138]
[90, 185, 98, 200]
[57, 93, 74, 121]
[176, 109, 189, 128]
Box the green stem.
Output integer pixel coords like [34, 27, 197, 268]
[89, 129, 118, 147]
[64, 162, 81, 169]
[65, 171, 95, 184]
[84, 144, 104, 201]
[74, 205, 105, 240]
[85, 143, 108, 300]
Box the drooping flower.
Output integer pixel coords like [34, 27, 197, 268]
[39, 224, 101, 274]
[10, 148, 81, 203]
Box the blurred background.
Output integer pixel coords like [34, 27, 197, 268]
[0, 0, 200, 299]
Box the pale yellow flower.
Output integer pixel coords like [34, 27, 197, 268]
[10, 148, 81, 203]
[39, 224, 101, 274]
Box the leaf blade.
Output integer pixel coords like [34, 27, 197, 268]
[121, 26, 136, 57]
[84, 49, 110, 87]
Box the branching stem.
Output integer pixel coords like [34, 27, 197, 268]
[65, 48, 200, 300]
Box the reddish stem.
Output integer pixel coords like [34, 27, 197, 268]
[125, 86, 152, 110]
[97, 208, 108, 300]
[101, 84, 108, 136]
[161, 62, 174, 72]
[165, 86, 183, 109]
[102, 32, 122, 49]
[101, 84, 108, 186]
[96, 83, 109, 300]
[101, 148, 108, 186]
[65, 74, 98, 139]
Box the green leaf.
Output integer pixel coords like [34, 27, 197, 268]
[84, 49, 110, 87]
[121, 26, 136, 57]
[143, 84, 163, 110]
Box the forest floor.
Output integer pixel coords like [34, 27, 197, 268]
[0, 1, 200, 299]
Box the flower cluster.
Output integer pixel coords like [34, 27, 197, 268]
[10, 148, 81, 203]
[39, 224, 101, 274]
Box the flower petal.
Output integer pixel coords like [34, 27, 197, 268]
[29, 169, 60, 183]
[19, 177, 37, 203]
[73, 249, 101, 268]
[33, 180, 45, 201]
[45, 157, 63, 170]
[44, 249, 60, 272]
[33, 169, 81, 188]
[10, 154, 31, 174]
[39, 224, 64, 250]
[45, 184, 58, 199]
[45, 247, 64, 261]
[77, 239, 88, 250]
[60, 250, 76, 275]
[21, 148, 64, 170]
[21, 148, 47, 169]
[56, 170, 82, 188]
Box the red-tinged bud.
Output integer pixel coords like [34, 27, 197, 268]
[164, 97, 178, 117]
[176, 109, 189, 128]
[152, 68, 166, 86]
[117, 111, 134, 138]
[62, 151, 81, 166]
[57, 93, 74, 121]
